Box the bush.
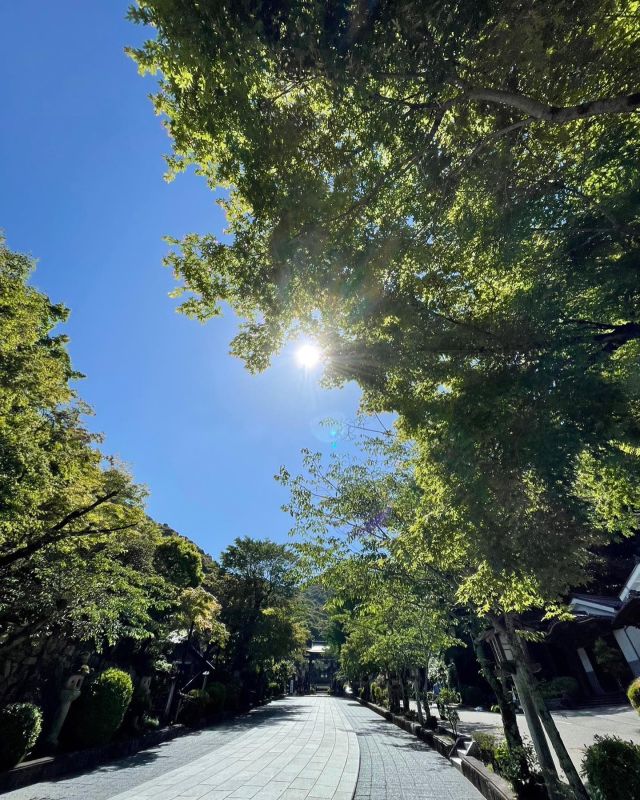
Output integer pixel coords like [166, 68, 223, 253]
[206, 681, 227, 712]
[495, 740, 541, 794]
[64, 668, 133, 748]
[436, 687, 461, 717]
[0, 703, 43, 770]
[267, 681, 281, 698]
[472, 732, 498, 766]
[490, 704, 501, 714]
[627, 678, 640, 713]
[581, 735, 640, 800]
[436, 689, 461, 735]
[179, 689, 210, 727]
[123, 685, 153, 733]
[538, 676, 580, 700]
[372, 684, 389, 707]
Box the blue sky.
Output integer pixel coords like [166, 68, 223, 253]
[0, 1, 363, 556]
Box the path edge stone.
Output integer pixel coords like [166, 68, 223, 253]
[0, 724, 193, 794]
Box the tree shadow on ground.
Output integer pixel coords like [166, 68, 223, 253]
[24, 698, 310, 796]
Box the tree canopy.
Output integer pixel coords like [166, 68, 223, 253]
[126, 7, 640, 795]
[129, 0, 640, 572]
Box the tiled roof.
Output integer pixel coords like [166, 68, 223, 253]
[571, 593, 622, 609]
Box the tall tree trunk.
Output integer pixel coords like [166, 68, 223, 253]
[400, 669, 411, 713]
[504, 615, 589, 800]
[387, 673, 400, 713]
[413, 668, 425, 725]
[499, 616, 563, 800]
[474, 639, 532, 785]
[532, 684, 590, 800]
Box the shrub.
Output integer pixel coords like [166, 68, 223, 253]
[490, 704, 501, 714]
[435, 689, 461, 734]
[581, 735, 640, 800]
[206, 681, 227, 712]
[179, 689, 210, 727]
[64, 668, 133, 748]
[538, 676, 580, 700]
[0, 703, 43, 770]
[472, 732, 498, 766]
[627, 677, 640, 713]
[436, 687, 461, 718]
[267, 681, 281, 698]
[372, 684, 389, 707]
[123, 685, 153, 733]
[495, 740, 541, 794]
[594, 638, 628, 687]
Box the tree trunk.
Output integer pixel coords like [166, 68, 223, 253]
[532, 684, 590, 800]
[387, 673, 400, 713]
[400, 669, 411, 713]
[512, 667, 562, 800]
[504, 615, 589, 800]
[501, 616, 564, 800]
[413, 669, 424, 725]
[474, 639, 532, 784]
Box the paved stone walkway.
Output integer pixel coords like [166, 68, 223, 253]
[4, 697, 481, 800]
[341, 701, 482, 800]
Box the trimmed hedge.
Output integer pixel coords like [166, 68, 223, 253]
[64, 668, 133, 748]
[627, 677, 640, 713]
[0, 703, 42, 770]
[538, 676, 579, 700]
[582, 735, 640, 800]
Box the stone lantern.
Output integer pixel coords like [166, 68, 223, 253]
[44, 662, 90, 747]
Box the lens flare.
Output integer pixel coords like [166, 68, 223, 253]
[295, 342, 322, 369]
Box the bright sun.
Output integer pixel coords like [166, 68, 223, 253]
[295, 342, 322, 369]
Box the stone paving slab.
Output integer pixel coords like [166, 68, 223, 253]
[3, 696, 487, 800]
[2, 704, 292, 800]
[340, 699, 483, 800]
[107, 697, 358, 800]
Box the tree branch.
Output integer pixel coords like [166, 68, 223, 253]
[49, 490, 119, 533]
[0, 520, 137, 571]
[458, 84, 640, 123]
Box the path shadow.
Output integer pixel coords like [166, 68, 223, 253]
[36, 698, 310, 790]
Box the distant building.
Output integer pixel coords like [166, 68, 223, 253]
[304, 641, 338, 693]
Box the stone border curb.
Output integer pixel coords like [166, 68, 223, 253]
[0, 724, 194, 794]
[356, 698, 515, 800]
[0, 702, 256, 796]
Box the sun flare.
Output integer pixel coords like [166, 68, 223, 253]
[295, 342, 322, 369]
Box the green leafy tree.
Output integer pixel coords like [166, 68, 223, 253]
[205, 538, 305, 701]
[129, 6, 640, 798]
[0, 238, 209, 705]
